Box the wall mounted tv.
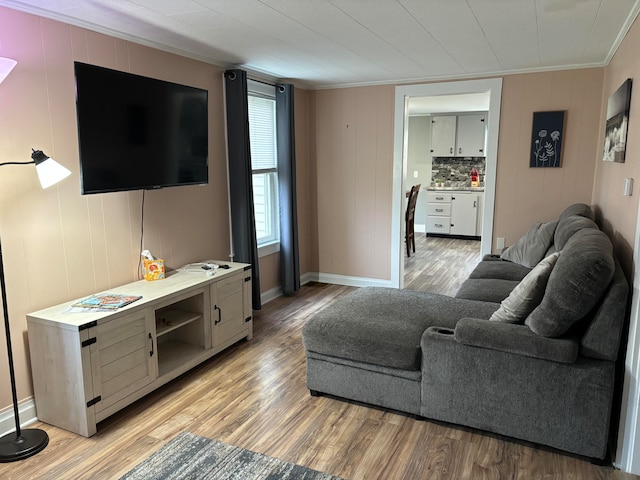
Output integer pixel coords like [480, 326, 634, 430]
[74, 62, 208, 194]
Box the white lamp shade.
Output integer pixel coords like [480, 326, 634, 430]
[35, 157, 72, 189]
[0, 57, 17, 84]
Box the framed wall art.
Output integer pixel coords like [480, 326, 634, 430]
[603, 78, 632, 163]
[530, 110, 565, 168]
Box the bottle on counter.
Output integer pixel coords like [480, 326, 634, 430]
[470, 168, 479, 187]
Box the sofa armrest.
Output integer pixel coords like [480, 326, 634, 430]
[426, 318, 579, 363]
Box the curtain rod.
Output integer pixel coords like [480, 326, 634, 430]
[249, 77, 288, 92]
[225, 68, 288, 91]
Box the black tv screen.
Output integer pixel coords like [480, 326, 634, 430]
[74, 62, 208, 194]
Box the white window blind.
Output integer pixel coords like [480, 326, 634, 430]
[248, 95, 277, 172]
[248, 82, 279, 251]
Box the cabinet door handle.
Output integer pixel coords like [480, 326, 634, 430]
[449, 147, 453, 154]
[435, 208, 443, 212]
[473, 200, 477, 208]
[214, 305, 222, 325]
[458, 147, 462, 154]
[149, 333, 154, 357]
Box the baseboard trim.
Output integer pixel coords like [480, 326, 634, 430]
[259, 272, 394, 306]
[300, 272, 317, 286]
[305, 272, 394, 288]
[260, 285, 283, 305]
[0, 397, 38, 437]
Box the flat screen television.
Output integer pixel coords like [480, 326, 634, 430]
[74, 62, 208, 194]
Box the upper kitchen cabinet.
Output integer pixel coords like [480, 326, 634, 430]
[429, 116, 457, 156]
[430, 113, 487, 157]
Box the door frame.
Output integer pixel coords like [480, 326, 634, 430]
[391, 78, 503, 288]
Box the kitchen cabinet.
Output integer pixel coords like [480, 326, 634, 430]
[426, 192, 452, 235]
[450, 194, 478, 236]
[427, 191, 483, 237]
[429, 116, 457, 156]
[430, 113, 486, 157]
[456, 114, 486, 156]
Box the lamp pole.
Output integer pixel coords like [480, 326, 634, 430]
[0, 150, 70, 462]
[0, 236, 49, 462]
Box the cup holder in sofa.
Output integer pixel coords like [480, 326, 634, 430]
[428, 326, 455, 336]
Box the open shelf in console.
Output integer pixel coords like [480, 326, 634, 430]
[156, 309, 202, 336]
[155, 292, 206, 378]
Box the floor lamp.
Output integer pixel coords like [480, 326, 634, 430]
[0, 57, 72, 462]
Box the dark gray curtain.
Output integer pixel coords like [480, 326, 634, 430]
[276, 84, 300, 295]
[224, 69, 261, 309]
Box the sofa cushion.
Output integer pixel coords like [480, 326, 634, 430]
[302, 287, 500, 371]
[580, 260, 629, 361]
[453, 317, 579, 363]
[500, 221, 557, 267]
[469, 259, 532, 281]
[525, 229, 615, 337]
[558, 203, 594, 221]
[490, 252, 560, 324]
[554, 214, 599, 250]
[455, 278, 520, 303]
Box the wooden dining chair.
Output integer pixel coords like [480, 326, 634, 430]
[405, 184, 421, 257]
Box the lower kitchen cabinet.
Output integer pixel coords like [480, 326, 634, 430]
[427, 191, 483, 237]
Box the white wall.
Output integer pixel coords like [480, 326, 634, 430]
[406, 115, 431, 231]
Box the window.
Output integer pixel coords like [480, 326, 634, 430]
[248, 81, 279, 255]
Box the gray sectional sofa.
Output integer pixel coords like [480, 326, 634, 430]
[302, 204, 629, 460]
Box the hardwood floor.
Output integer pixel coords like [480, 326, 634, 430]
[2, 242, 637, 479]
[405, 234, 482, 295]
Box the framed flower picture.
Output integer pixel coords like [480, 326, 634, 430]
[530, 111, 565, 168]
[603, 78, 632, 163]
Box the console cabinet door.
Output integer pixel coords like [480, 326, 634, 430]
[88, 308, 157, 416]
[211, 272, 247, 349]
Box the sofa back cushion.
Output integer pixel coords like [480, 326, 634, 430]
[500, 221, 557, 267]
[490, 252, 560, 324]
[554, 214, 599, 251]
[525, 229, 615, 337]
[580, 260, 629, 361]
[558, 203, 594, 221]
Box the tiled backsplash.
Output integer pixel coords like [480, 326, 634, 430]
[431, 157, 486, 187]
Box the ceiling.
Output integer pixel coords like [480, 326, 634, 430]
[1, 0, 639, 89]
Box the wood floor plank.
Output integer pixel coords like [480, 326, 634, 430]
[1, 239, 637, 479]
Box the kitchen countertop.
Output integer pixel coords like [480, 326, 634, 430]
[426, 186, 485, 192]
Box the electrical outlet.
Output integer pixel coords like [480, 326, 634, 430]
[497, 237, 505, 250]
[413, 170, 418, 178]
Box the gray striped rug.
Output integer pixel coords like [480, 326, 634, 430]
[120, 432, 344, 480]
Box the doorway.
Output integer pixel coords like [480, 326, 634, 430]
[391, 78, 503, 289]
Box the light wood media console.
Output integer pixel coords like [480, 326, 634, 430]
[26, 262, 252, 437]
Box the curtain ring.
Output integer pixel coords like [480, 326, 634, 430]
[278, 85, 286, 93]
[226, 71, 236, 81]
